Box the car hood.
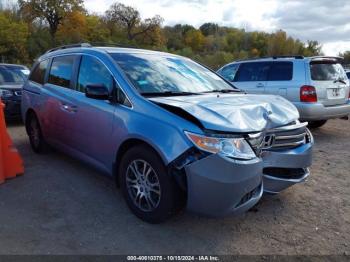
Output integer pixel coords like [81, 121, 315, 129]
[150, 93, 299, 133]
[0, 84, 23, 90]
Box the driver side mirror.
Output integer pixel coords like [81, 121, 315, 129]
[85, 84, 110, 100]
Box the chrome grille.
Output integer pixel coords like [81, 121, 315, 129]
[268, 122, 307, 149]
[248, 121, 309, 152]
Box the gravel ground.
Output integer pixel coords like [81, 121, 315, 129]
[0, 119, 349, 255]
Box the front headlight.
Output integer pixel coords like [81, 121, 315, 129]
[185, 131, 256, 160]
[0, 89, 13, 98]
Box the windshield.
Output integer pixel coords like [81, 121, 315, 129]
[0, 67, 28, 85]
[310, 61, 347, 81]
[111, 53, 235, 95]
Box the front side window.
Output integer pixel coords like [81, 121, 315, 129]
[48, 56, 75, 88]
[110, 53, 236, 94]
[219, 64, 239, 82]
[77, 56, 114, 93]
[29, 60, 48, 85]
[268, 62, 293, 81]
[310, 61, 347, 81]
[235, 62, 269, 82]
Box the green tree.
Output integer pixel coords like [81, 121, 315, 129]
[26, 25, 52, 62]
[163, 25, 185, 50]
[184, 29, 205, 52]
[303, 40, 322, 56]
[198, 51, 235, 70]
[199, 22, 219, 36]
[0, 1, 326, 70]
[339, 51, 350, 66]
[85, 15, 110, 43]
[0, 11, 29, 63]
[19, 0, 85, 39]
[56, 11, 87, 44]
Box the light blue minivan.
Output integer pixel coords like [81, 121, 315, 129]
[22, 44, 313, 223]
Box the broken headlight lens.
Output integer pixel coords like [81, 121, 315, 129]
[185, 131, 256, 160]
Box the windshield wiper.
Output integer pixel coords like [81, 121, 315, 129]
[141, 91, 199, 97]
[202, 89, 242, 94]
[334, 79, 347, 85]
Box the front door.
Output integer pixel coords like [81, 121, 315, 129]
[67, 55, 116, 171]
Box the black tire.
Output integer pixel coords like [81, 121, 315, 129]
[26, 113, 47, 153]
[308, 120, 327, 129]
[119, 145, 181, 223]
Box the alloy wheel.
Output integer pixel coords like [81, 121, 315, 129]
[126, 159, 161, 212]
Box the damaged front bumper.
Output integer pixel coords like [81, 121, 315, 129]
[173, 124, 313, 217]
[261, 142, 312, 194]
[184, 154, 263, 217]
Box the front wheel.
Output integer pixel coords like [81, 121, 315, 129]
[119, 145, 181, 223]
[308, 120, 327, 129]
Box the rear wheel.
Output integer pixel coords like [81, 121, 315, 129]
[308, 120, 327, 129]
[26, 113, 47, 153]
[119, 145, 181, 223]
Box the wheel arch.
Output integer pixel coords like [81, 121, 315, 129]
[114, 138, 168, 186]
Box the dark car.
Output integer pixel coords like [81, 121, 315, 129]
[0, 63, 30, 118]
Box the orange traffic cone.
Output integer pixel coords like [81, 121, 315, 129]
[0, 98, 24, 184]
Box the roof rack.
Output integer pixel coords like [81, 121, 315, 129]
[46, 43, 91, 53]
[90, 42, 139, 49]
[235, 55, 304, 62]
[45, 42, 143, 54]
[271, 55, 304, 59]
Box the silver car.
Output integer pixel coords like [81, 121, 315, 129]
[218, 56, 350, 128]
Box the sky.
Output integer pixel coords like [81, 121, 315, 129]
[84, 0, 350, 55]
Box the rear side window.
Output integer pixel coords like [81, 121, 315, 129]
[48, 56, 75, 88]
[268, 62, 293, 81]
[29, 60, 49, 84]
[310, 61, 346, 81]
[77, 56, 114, 93]
[219, 64, 239, 81]
[235, 62, 269, 82]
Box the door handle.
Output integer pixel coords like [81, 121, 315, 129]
[256, 83, 264, 88]
[60, 103, 78, 113]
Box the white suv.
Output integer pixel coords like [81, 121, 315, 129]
[218, 56, 350, 128]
